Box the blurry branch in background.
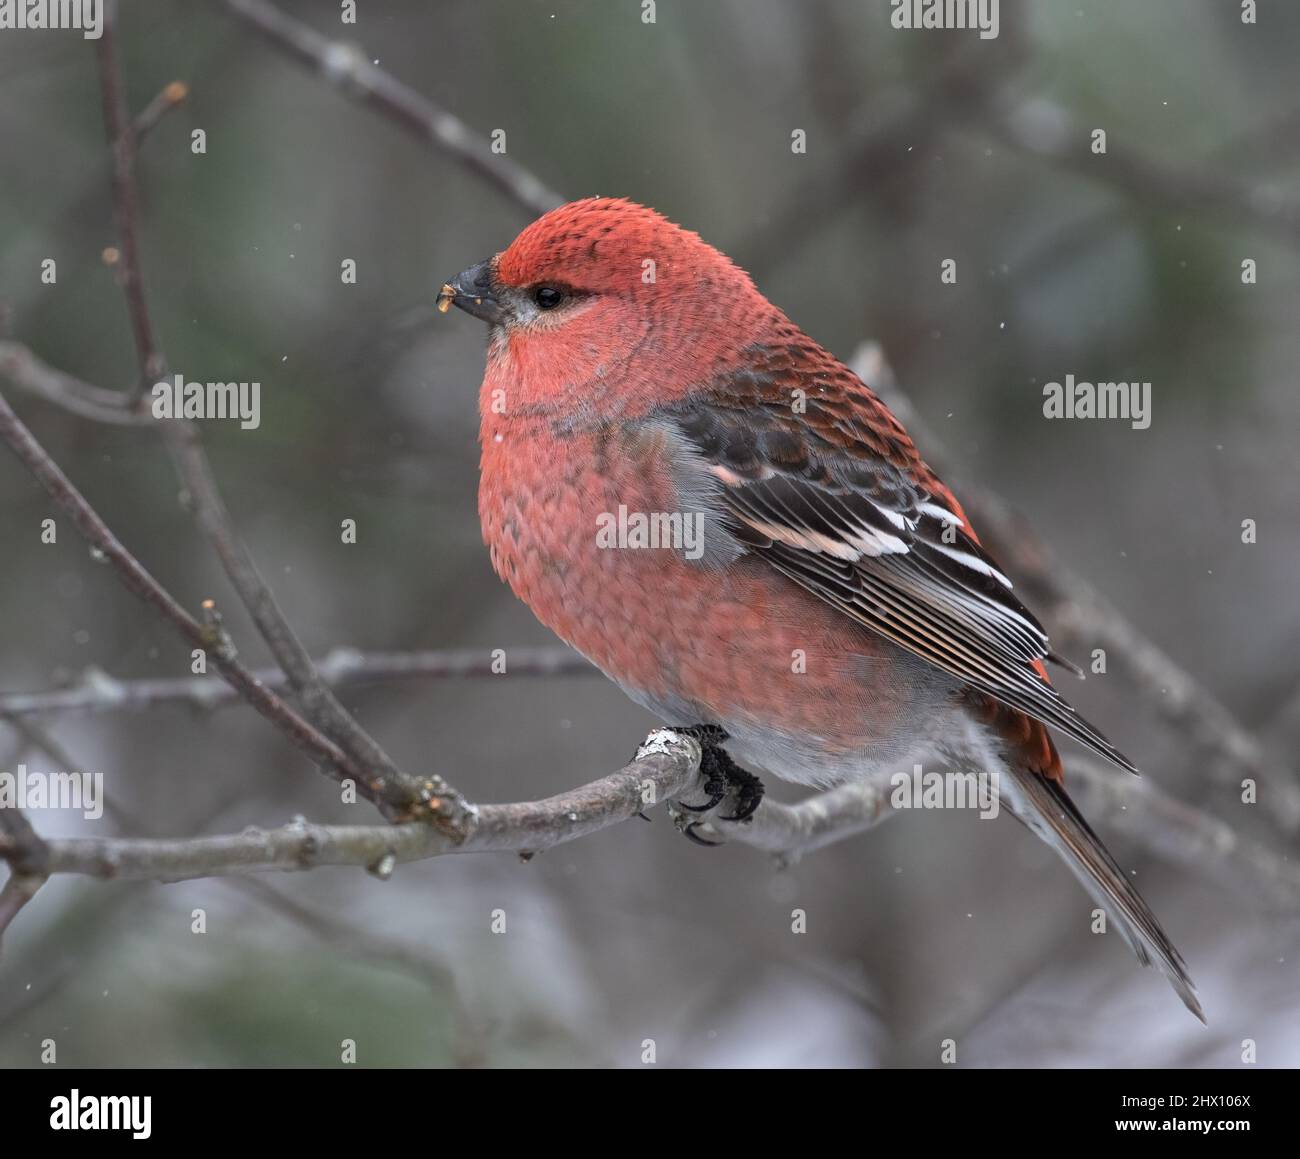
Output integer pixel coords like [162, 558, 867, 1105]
[132, 79, 190, 142]
[0, 391, 386, 801]
[0, 340, 149, 425]
[0, 791, 47, 949]
[1067, 758, 1300, 914]
[219, 0, 564, 218]
[991, 97, 1300, 305]
[852, 343, 1300, 838]
[0, 734, 47, 947]
[160, 415, 465, 824]
[0, 871, 45, 951]
[985, 93, 1300, 247]
[745, 31, 1300, 280]
[740, 39, 1007, 276]
[96, 0, 166, 400]
[95, 0, 466, 830]
[0, 645, 594, 717]
[228, 876, 488, 1065]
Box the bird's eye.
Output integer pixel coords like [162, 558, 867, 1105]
[533, 286, 564, 310]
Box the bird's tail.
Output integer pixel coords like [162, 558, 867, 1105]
[1004, 761, 1205, 1022]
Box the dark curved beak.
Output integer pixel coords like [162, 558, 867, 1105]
[437, 258, 507, 325]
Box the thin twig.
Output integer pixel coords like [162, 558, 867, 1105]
[0, 872, 46, 952]
[740, 41, 1003, 276]
[0, 647, 594, 718]
[0, 740, 50, 956]
[0, 803, 47, 880]
[91, 24, 452, 826]
[96, 0, 166, 398]
[0, 388, 433, 821]
[159, 419, 449, 816]
[987, 92, 1300, 245]
[220, 0, 563, 218]
[0, 340, 145, 425]
[133, 80, 189, 142]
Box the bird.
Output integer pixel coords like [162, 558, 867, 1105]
[438, 196, 1202, 1021]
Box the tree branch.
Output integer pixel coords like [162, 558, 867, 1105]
[1067, 757, 1300, 914]
[851, 343, 1300, 836]
[986, 92, 1300, 245]
[1, 730, 705, 882]
[0, 340, 146, 425]
[96, 0, 166, 398]
[91, 23, 459, 826]
[695, 777, 895, 862]
[0, 754, 49, 954]
[0, 646, 594, 718]
[159, 419, 454, 816]
[0, 872, 46, 953]
[0, 388, 435, 822]
[0, 334, 461, 820]
[132, 80, 189, 142]
[219, 0, 563, 219]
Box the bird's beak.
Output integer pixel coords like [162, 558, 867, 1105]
[437, 258, 507, 325]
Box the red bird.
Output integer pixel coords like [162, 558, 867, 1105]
[441, 197, 1201, 1020]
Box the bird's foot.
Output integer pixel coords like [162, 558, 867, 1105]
[671, 726, 766, 844]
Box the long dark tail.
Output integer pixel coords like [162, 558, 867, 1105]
[1006, 763, 1204, 1022]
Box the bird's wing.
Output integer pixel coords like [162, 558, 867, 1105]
[661, 351, 1137, 775]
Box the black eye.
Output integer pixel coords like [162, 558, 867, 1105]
[533, 286, 564, 309]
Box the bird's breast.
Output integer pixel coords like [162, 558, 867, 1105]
[476, 409, 953, 765]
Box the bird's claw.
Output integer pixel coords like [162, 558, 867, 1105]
[718, 765, 765, 821]
[683, 821, 724, 847]
[671, 725, 766, 840]
[677, 771, 728, 813]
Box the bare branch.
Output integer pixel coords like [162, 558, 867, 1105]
[0, 340, 146, 425]
[0, 802, 47, 881]
[1068, 758, 1300, 914]
[0, 646, 593, 719]
[0, 388, 436, 822]
[987, 93, 1300, 245]
[133, 80, 189, 143]
[5, 721, 1292, 915]
[851, 343, 1300, 836]
[158, 419, 452, 818]
[740, 41, 1003, 276]
[2, 730, 705, 883]
[696, 777, 895, 862]
[96, 0, 166, 398]
[219, 0, 563, 219]
[0, 872, 46, 953]
[91, 20, 458, 826]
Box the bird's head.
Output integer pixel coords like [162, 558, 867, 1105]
[440, 197, 774, 414]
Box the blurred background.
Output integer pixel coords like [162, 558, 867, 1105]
[1, 0, 1298, 1067]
